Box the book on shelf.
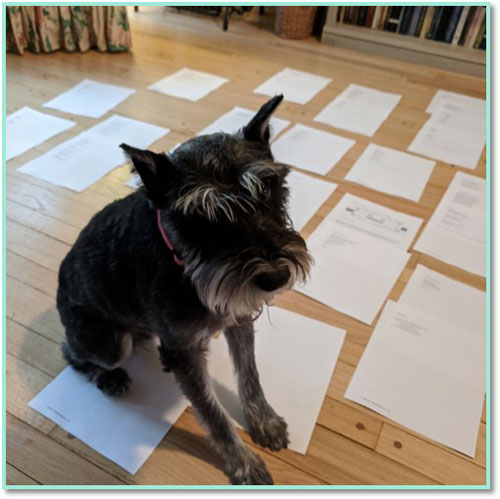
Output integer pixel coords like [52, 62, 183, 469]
[419, 6, 435, 39]
[426, 6, 444, 40]
[371, 6, 382, 29]
[474, 16, 487, 49]
[480, 33, 486, 50]
[398, 6, 415, 35]
[408, 6, 424, 36]
[333, 5, 486, 50]
[435, 7, 455, 42]
[452, 6, 471, 45]
[459, 7, 478, 45]
[357, 6, 368, 26]
[365, 6, 376, 27]
[384, 6, 404, 32]
[466, 7, 486, 48]
[444, 6, 464, 43]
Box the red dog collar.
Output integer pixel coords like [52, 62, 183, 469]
[156, 210, 184, 266]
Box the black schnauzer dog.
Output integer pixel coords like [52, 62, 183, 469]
[57, 95, 311, 485]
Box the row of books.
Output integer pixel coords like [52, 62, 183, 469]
[335, 6, 486, 50]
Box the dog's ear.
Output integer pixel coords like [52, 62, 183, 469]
[120, 144, 176, 202]
[243, 94, 283, 144]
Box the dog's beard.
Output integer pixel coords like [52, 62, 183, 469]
[185, 241, 312, 322]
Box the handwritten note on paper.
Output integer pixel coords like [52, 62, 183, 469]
[43, 79, 136, 118]
[6, 107, 76, 161]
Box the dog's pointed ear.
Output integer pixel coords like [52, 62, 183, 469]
[243, 94, 284, 144]
[120, 143, 175, 202]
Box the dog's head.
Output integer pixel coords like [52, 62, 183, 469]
[121, 95, 311, 321]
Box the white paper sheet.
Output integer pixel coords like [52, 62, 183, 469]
[19, 115, 169, 192]
[271, 124, 355, 176]
[6, 107, 76, 161]
[408, 103, 485, 170]
[400, 264, 486, 336]
[254, 68, 331, 105]
[414, 172, 486, 276]
[345, 143, 435, 202]
[426, 89, 486, 115]
[207, 307, 346, 454]
[43, 79, 136, 118]
[198, 106, 290, 139]
[148, 68, 229, 102]
[314, 84, 401, 136]
[345, 298, 485, 457]
[29, 340, 190, 474]
[286, 170, 337, 230]
[298, 194, 422, 324]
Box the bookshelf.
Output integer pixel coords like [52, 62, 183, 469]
[321, 6, 486, 77]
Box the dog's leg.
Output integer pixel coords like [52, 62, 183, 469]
[62, 310, 133, 396]
[158, 340, 273, 485]
[224, 324, 289, 451]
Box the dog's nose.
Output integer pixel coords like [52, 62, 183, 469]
[254, 267, 291, 292]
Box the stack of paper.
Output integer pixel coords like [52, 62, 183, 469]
[271, 124, 355, 176]
[414, 172, 486, 277]
[19, 115, 169, 192]
[148, 68, 229, 102]
[408, 90, 486, 169]
[198, 106, 290, 139]
[207, 306, 346, 454]
[29, 339, 190, 474]
[346, 265, 485, 457]
[314, 84, 402, 136]
[254, 68, 331, 105]
[6, 107, 76, 161]
[298, 194, 423, 324]
[43, 79, 136, 118]
[345, 143, 436, 202]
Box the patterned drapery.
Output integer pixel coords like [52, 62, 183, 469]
[6, 6, 132, 55]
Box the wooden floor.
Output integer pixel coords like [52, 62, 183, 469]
[5, 6, 487, 487]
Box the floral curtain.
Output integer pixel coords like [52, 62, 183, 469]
[6, 6, 132, 55]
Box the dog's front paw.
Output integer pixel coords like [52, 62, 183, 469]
[97, 367, 131, 396]
[247, 410, 289, 451]
[226, 447, 273, 485]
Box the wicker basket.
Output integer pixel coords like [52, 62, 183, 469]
[274, 6, 318, 39]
